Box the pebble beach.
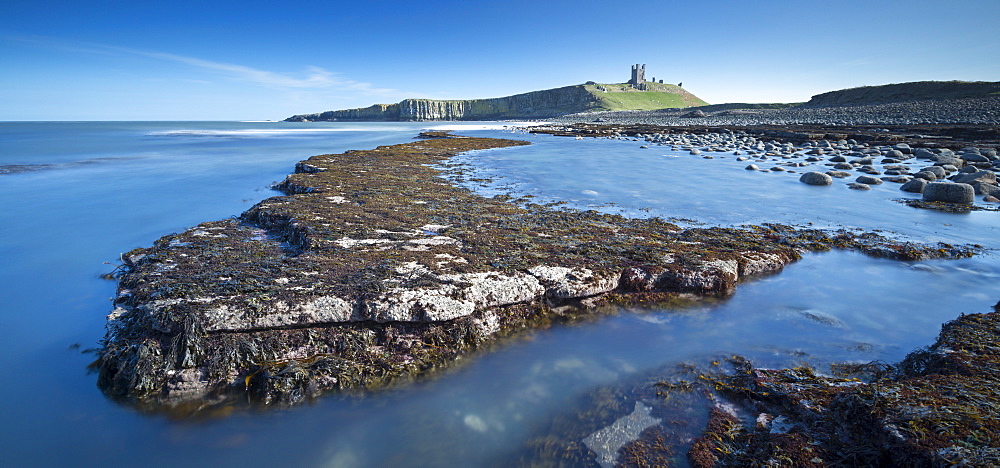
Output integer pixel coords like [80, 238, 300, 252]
[557, 95, 1000, 127]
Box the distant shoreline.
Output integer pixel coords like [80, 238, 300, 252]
[557, 95, 1000, 127]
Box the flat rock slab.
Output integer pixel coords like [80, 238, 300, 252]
[583, 402, 661, 468]
[96, 133, 981, 414]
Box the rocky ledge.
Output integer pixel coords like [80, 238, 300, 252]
[688, 300, 1000, 466]
[510, 301, 1000, 466]
[96, 133, 978, 415]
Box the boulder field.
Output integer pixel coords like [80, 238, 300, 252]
[530, 123, 1000, 210]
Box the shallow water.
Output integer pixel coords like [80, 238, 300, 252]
[0, 122, 997, 466]
[455, 130, 1000, 245]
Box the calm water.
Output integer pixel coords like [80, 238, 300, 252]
[1, 122, 997, 466]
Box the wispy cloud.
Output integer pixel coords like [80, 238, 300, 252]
[141, 50, 341, 88]
[6, 34, 401, 97]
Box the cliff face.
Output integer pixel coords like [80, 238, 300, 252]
[804, 80, 1000, 107]
[286, 85, 604, 122]
[299, 103, 401, 121]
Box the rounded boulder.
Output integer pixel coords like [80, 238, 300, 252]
[934, 157, 964, 168]
[799, 172, 833, 186]
[922, 182, 975, 204]
[952, 170, 997, 186]
[922, 166, 947, 178]
[856, 175, 883, 185]
[900, 179, 927, 193]
[962, 153, 990, 163]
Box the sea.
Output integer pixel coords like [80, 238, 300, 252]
[1, 121, 998, 466]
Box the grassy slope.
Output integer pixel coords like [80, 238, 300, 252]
[584, 83, 708, 111]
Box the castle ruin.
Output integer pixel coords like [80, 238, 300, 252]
[629, 64, 646, 89]
[628, 64, 665, 90]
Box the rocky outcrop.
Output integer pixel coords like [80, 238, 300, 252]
[96, 134, 980, 415]
[503, 301, 1000, 466]
[685, 302, 1000, 466]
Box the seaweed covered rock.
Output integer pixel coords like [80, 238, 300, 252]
[96, 134, 981, 414]
[696, 303, 1000, 466]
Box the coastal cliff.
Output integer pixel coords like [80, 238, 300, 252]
[285, 83, 707, 122]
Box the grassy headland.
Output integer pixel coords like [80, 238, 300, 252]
[584, 82, 708, 111]
[285, 82, 707, 122]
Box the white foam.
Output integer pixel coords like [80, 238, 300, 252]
[149, 121, 549, 137]
[423, 121, 551, 131]
[147, 127, 401, 137]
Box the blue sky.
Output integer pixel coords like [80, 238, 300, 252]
[2, 0, 998, 120]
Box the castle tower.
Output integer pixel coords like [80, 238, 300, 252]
[628, 64, 646, 88]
